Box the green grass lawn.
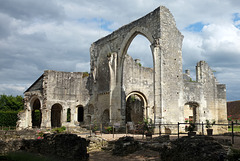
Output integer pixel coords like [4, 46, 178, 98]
[228, 126, 240, 132]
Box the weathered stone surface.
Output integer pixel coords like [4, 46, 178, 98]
[161, 136, 227, 161]
[112, 136, 140, 156]
[0, 130, 36, 142]
[87, 136, 108, 152]
[0, 134, 89, 161]
[18, 6, 227, 135]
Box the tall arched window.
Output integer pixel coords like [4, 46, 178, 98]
[67, 108, 71, 122]
[77, 106, 84, 122]
[31, 98, 42, 128]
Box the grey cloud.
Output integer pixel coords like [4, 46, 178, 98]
[0, 0, 65, 22]
[0, 0, 239, 101]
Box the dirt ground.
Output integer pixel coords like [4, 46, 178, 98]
[89, 149, 160, 161]
[83, 134, 240, 161]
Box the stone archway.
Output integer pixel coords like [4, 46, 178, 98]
[118, 29, 161, 125]
[51, 103, 62, 128]
[125, 92, 148, 124]
[90, 6, 183, 125]
[31, 98, 42, 128]
[184, 102, 199, 130]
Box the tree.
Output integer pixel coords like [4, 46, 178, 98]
[0, 94, 24, 111]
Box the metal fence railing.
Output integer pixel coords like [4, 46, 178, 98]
[1, 122, 240, 144]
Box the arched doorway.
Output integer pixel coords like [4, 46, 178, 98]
[31, 98, 42, 128]
[102, 109, 110, 124]
[77, 106, 84, 122]
[51, 103, 62, 128]
[125, 92, 148, 124]
[184, 102, 199, 130]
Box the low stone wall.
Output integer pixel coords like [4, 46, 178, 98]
[0, 130, 36, 141]
[0, 133, 89, 161]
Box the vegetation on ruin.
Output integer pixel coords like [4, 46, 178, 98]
[51, 126, 66, 133]
[205, 119, 216, 129]
[82, 72, 89, 78]
[189, 78, 196, 82]
[104, 126, 113, 133]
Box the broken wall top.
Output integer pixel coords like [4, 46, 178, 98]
[91, 6, 183, 55]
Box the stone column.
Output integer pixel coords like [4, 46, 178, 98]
[25, 102, 32, 129]
[151, 38, 162, 124]
[108, 53, 122, 123]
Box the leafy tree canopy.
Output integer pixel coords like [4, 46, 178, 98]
[0, 94, 24, 111]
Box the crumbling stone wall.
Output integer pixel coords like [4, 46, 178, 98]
[18, 70, 90, 129]
[0, 134, 89, 161]
[182, 61, 227, 134]
[18, 6, 227, 134]
[123, 54, 154, 123]
[89, 6, 184, 125]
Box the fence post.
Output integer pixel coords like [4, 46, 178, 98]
[232, 121, 234, 144]
[112, 124, 114, 138]
[90, 124, 92, 136]
[202, 122, 204, 135]
[101, 123, 102, 136]
[177, 122, 179, 139]
[159, 124, 161, 136]
[126, 124, 127, 136]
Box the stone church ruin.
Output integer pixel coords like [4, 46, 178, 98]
[17, 6, 227, 134]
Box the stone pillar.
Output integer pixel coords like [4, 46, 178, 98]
[108, 53, 122, 124]
[151, 38, 162, 124]
[45, 106, 52, 129]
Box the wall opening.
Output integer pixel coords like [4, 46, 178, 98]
[51, 103, 62, 128]
[127, 35, 153, 68]
[125, 92, 148, 124]
[122, 33, 153, 123]
[184, 102, 199, 130]
[78, 106, 84, 122]
[31, 98, 42, 128]
[67, 108, 71, 122]
[102, 109, 110, 124]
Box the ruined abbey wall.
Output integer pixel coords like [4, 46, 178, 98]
[18, 6, 227, 134]
[123, 54, 154, 121]
[18, 70, 89, 129]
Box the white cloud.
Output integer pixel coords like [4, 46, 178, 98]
[0, 0, 239, 101]
[75, 62, 90, 72]
[0, 84, 30, 96]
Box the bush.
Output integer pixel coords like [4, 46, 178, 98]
[32, 110, 41, 127]
[0, 111, 19, 127]
[51, 126, 66, 133]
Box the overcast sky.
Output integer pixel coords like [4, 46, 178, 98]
[0, 0, 239, 101]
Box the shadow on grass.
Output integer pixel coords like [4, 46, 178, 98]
[1, 152, 59, 161]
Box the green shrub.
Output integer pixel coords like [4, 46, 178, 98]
[51, 126, 66, 133]
[32, 110, 41, 127]
[0, 111, 19, 127]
